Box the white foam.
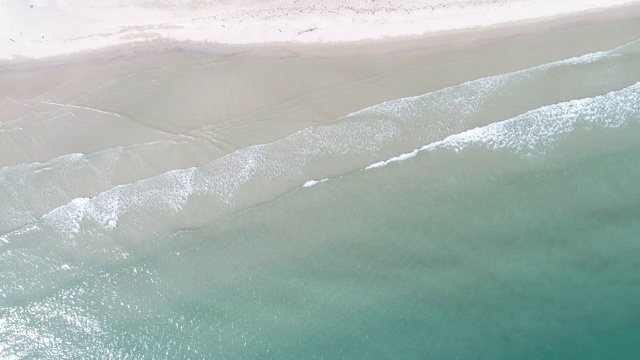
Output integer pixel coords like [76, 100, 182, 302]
[42, 197, 92, 237]
[303, 179, 329, 187]
[365, 81, 640, 170]
[0, 128, 207, 233]
[435, 82, 639, 154]
[366, 149, 421, 169]
[37, 165, 198, 235]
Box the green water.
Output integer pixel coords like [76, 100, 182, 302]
[2, 40, 640, 359]
[149, 124, 640, 359]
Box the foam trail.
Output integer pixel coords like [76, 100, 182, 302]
[303, 179, 329, 187]
[0, 117, 398, 244]
[0, 122, 235, 233]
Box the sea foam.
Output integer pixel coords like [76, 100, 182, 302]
[303, 179, 329, 187]
[367, 81, 640, 170]
[1, 118, 399, 241]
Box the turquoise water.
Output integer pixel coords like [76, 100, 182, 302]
[1, 40, 640, 358]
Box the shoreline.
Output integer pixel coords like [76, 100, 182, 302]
[1, 0, 640, 61]
[2, 4, 640, 169]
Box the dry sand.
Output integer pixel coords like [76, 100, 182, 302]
[1, 0, 639, 59]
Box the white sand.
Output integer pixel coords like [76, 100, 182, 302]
[1, 0, 639, 59]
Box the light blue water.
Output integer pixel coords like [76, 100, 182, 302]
[1, 40, 640, 359]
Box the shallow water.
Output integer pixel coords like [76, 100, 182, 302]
[1, 39, 640, 358]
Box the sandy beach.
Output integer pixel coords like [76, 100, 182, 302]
[2, 1, 640, 167]
[1, 0, 640, 60]
[0, 1, 640, 228]
[2, 0, 640, 224]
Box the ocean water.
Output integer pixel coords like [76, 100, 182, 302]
[1, 39, 640, 359]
